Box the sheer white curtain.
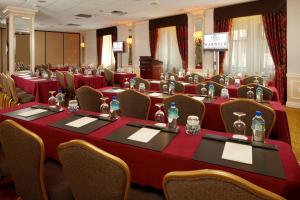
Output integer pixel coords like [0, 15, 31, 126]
[224, 15, 274, 77]
[101, 35, 115, 68]
[156, 26, 182, 73]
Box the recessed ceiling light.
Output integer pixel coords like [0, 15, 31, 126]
[38, 0, 47, 3]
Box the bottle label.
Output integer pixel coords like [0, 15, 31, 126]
[253, 130, 265, 142]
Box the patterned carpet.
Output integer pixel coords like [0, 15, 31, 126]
[285, 106, 300, 161]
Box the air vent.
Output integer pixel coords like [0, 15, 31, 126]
[67, 23, 80, 26]
[75, 14, 92, 18]
[111, 10, 127, 16]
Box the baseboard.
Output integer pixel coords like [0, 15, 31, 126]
[286, 101, 300, 108]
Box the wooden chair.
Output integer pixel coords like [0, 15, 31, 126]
[76, 86, 103, 112]
[133, 77, 150, 90]
[184, 73, 204, 83]
[163, 169, 285, 200]
[168, 72, 179, 81]
[163, 94, 205, 125]
[220, 99, 276, 137]
[195, 81, 225, 96]
[159, 81, 185, 93]
[104, 68, 115, 86]
[65, 72, 76, 96]
[55, 71, 67, 92]
[210, 74, 222, 83]
[244, 76, 263, 85]
[117, 89, 151, 120]
[237, 83, 273, 101]
[0, 120, 73, 200]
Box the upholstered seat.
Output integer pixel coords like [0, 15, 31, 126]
[243, 76, 264, 85]
[184, 73, 204, 83]
[210, 74, 222, 83]
[117, 89, 151, 120]
[104, 68, 115, 86]
[163, 169, 285, 200]
[195, 81, 225, 96]
[220, 99, 276, 137]
[55, 71, 67, 92]
[0, 120, 73, 200]
[133, 77, 150, 90]
[237, 83, 273, 100]
[65, 72, 76, 96]
[163, 94, 205, 125]
[159, 80, 185, 93]
[76, 86, 103, 112]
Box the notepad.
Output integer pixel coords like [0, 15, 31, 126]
[149, 92, 162, 97]
[181, 82, 189, 85]
[222, 142, 253, 164]
[31, 79, 47, 82]
[17, 109, 48, 117]
[128, 128, 160, 143]
[192, 96, 205, 101]
[150, 80, 160, 84]
[112, 89, 125, 93]
[65, 117, 98, 128]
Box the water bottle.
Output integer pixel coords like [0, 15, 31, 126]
[168, 82, 175, 95]
[168, 102, 179, 129]
[110, 96, 120, 119]
[256, 87, 263, 103]
[208, 84, 215, 98]
[194, 75, 198, 84]
[251, 111, 265, 142]
[225, 76, 229, 88]
[188, 76, 193, 84]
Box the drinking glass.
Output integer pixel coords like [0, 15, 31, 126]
[246, 86, 254, 99]
[68, 100, 79, 112]
[219, 76, 225, 85]
[200, 83, 207, 96]
[154, 103, 165, 123]
[185, 115, 200, 135]
[99, 97, 110, 116]
[124, 78, 130, 88]
[233, 112, 247, 136]
[48, 91, 56, 108]
[130, 78, 135, 89]
[138, 83, 146, 93]
[254, 76, 259, 84]
[162, 83, 168, 94]
[220, 88, 229, 99]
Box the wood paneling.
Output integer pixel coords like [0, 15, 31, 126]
[46, 32, 63, 65]
[1, 28, 7, 73]
[63, 33, 80, 66]
[35, 31, 46, 65]
[15, 34, 30, 65]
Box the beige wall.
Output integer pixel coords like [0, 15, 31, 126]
[287, 0, 300, 108]
[64, 33, 80, 66]
[1, 28, 7, 73]
[35, 31, 45, 65]
[15, 34, 30, 65]
[82, 30, 97, 65]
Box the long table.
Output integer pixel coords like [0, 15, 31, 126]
[100, 87, 291, 145]
[73, 74, 106, 89]
[0, 103, 299, 200]
[12, 75, 60, 103]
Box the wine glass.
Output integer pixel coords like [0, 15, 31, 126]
[219, 76, 225, 85]
[254, 76, 259, 84]
[200, 83, 207, 96]
[48, 91, 56, 108]
[99, 97, 110, 117]
[130, 78, 135, 89]
[233, 112, 247, 137]
[246, 86, 254, 99]
[68, 100, 79, 112]
[138, 83, 146, 93]
[124, 78, 130, 88]
[154, 103, 165, 123]
[160, 73, 164, 80]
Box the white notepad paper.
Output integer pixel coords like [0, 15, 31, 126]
[17, 109, 48, 117]
[181, 82, 189, 86]
[149, 92, 162, 97]
[150, 80, 160, 84]
[192, 96, 205, 101]
[112, 89, 125, 93]
[222, 142, 253, 165]
[65, 117, 98, 128]
[127, 127, 160, 143]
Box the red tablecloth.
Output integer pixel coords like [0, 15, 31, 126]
[100, 87, 290, 145]
[12, 75, 60, 103]
[72, 74, 106, 89]
[0, 103, 299, 200]
[114, 73, 136, 84]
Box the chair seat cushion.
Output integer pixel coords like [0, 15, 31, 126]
[0, 147, 10, 178]
[44, 161, 73, 200]
[16, 87, 23, 93]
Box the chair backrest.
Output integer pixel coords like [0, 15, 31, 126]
[117, 89, 151, 120]
[0, 74, 10, 97]
[104, 68, 114, 86]
[65, 72, 75, 94]
[184, 73, 204, 83]
[237, 83, 273, 101]
[133, 77, 150, 90]
[0, 120, 48, 200]
[163, 94, 205, 125]
[243, 76, 263, 85]
[163, 169, 285, 200]
[160, 80, 185, 93]
[220, 99, 276, 137]
[55, 71, 66, 91]
[168, 72, 179, 81]
[210, 74, 222, 83]
[58, 139, 130, 200]
[76, 86, 103, 112]
[195, 81, 224, 96]
[6, 76, 19, 103]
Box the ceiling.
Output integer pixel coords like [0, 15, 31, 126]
[0, 0, 252, 32]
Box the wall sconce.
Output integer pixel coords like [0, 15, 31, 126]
[127, 35, 133, 45]
[80, 42, 85, 48]
[127, 34, 133, 66]
[193, 31, 203, 46]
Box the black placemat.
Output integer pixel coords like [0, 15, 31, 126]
[49, 114, 112, 134]
[105, 123, 177, 151]
[2, 105, 62, 121]
[193, 134, 285, 179]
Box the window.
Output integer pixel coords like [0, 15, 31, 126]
[101, 35, 115, 68]
[224, 15, 274, 77]
[155, 26, 182, 73]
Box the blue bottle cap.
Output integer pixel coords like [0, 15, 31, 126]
[112, 96, 117, 100]
[256, 111, 262, 116]
[170, 102, 176, 107]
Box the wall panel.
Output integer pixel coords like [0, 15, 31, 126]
[35, 31, 46, 65]
[63, 33, 80, 66]
[46, 32, 63, 65]
[1, 28, 7, 73]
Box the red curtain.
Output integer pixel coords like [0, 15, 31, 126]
[97, 36, 103, 66]
[262, 12, 287, 104]
[149, 28, 158, 59]
[214, 18, 232, 74]
[176, 24, 188, 71]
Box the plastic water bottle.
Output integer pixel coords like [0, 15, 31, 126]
[256, 87, 263, 102]
[194, 75, 198, 84]
[208, 84, 215, 98]
[110, 96, 120, 119]
[168, 82, 175, 95]
[168, 102, 179, 129]
[251, 111, 265, 142]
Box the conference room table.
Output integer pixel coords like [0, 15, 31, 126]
[72, 74, 106, 89]
[49, 66, 69, 72]
[100, 87, 290, 145]
[113, 72, 136, 84]
[0, 103, 299, 200]
[12, 74, 60, 103]
[148, 80, 280, 102]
